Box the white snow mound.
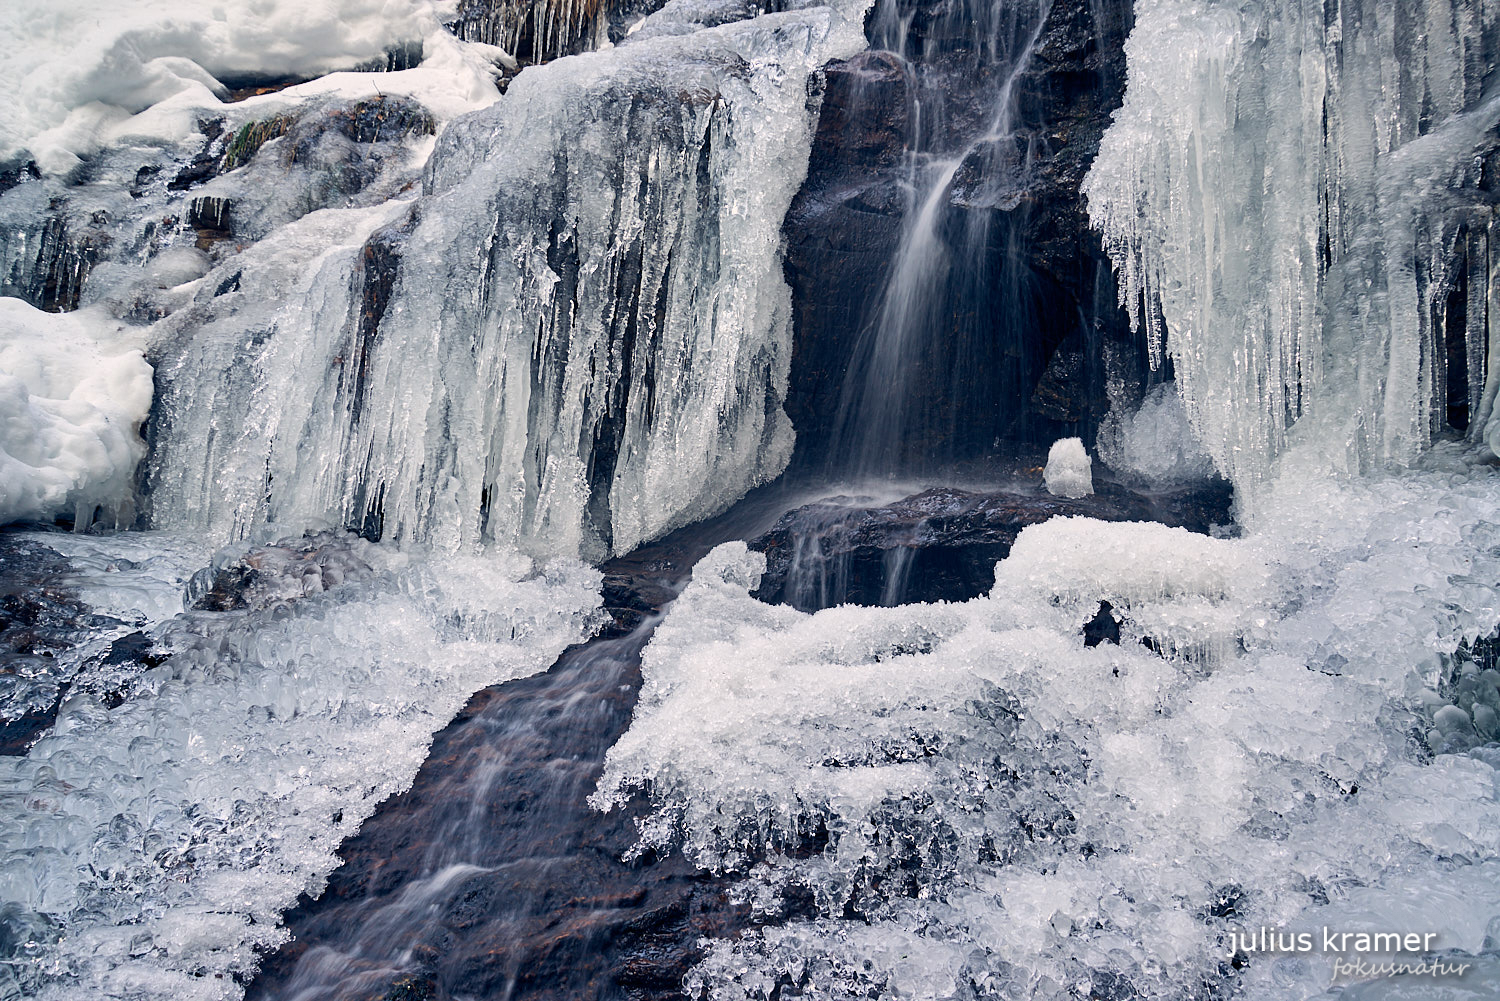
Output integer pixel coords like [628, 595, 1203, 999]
[0, 297, 153, 527]
[1043, 436, 1093, 498]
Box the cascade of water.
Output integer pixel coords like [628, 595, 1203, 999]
[259, 622, 660, 1001]
[828, 0, 1051, 480]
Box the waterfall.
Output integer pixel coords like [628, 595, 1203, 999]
[827, 0, 1052, 479]
[1084, 0, 1500, 501]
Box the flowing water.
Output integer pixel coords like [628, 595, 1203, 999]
[829, 0, 1052, 479]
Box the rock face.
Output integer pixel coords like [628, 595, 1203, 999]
[782, 0, 1141, 470]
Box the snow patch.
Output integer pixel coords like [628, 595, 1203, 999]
[1042, 436, 1093, 498]
[0, 298, 152, 528]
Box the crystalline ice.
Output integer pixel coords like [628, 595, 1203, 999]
[3, 531, 601, 1000]
[1042, 437, 1093, 498]
[145, 0, 872, 560]
[1083, 0, 1500, 504]
[1095, 381, 1215, 488]
[597, 449, 1500, 1000]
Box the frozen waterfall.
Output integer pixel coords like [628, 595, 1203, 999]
[144, 0, 871, 561]
[1085, 0, 1500, 501]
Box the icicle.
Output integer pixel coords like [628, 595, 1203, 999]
[1084, 0, 1500, 506]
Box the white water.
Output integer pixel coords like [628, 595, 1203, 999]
[831, 0, 1050, 478]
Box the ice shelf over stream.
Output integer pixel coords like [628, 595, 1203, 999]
[0, 531, 601, 1000]
[596, 446, 1500, 1000]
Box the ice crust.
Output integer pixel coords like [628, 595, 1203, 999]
[0, 0, 499, 175]
[1, 531, 601, 1000]
[595, 447, 1500, 1000]
[145, 0, 872, 560]
[0, 299, 152, 528]
[1083, 0, 1500, 498]
[1042, 437, 1093, 498]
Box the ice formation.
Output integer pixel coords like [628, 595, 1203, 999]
[0, 0, 500, 175]
[1084, 0, 1500, 498]
[0, 299, 152, 528]
[1095, 381, 1216, 488]
[1042, 437, 1093, 498]
[1, 530, 601, 1000]
[596, 446, 1500, 1000]
[145, 0, 872, 560]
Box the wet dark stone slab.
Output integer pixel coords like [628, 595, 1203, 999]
[749, 478, 1235, 610]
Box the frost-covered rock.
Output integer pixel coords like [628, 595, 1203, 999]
[0, 298, 152, 527]
[146, 0, 872, 561]
[596, 453, 1500, 1000]
[1042, 436, 1092, 498]
[0, 0, 500, 175]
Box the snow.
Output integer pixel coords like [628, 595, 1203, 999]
[0, 1, 503, 175]
[596, 446, 1500, 1000]
[1042, 436, 1093, 498]
[0, 298, 152, 528]
[3, 531, 602, 1000]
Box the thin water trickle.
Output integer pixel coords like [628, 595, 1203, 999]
[830, 0, 1053, 480]
[260, 620, 664, 1001]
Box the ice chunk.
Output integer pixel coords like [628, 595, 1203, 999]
[1096, 381, 1216, 487]
[1042, 436, 1093, 498]
[145, 1, 873, 560]
[1084, 0, 1500, 505]
[0, 298, 152, 528]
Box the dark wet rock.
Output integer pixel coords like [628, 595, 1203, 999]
[247, 607, 745, 1001]
[0, 534, 88, 753]
[244, 486, 815, 1001]
[783, 0, 1139, 469]
[1082, 600, 1121, 647]
[186, 532, 379, 612]
[749, 478, 1234, 611]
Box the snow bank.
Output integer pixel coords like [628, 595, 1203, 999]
[0, 0, 504, 174]
[596, 448, 1500, 1000]
[1042, 436, 1092, 498]
[0, 298, 152, 528]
